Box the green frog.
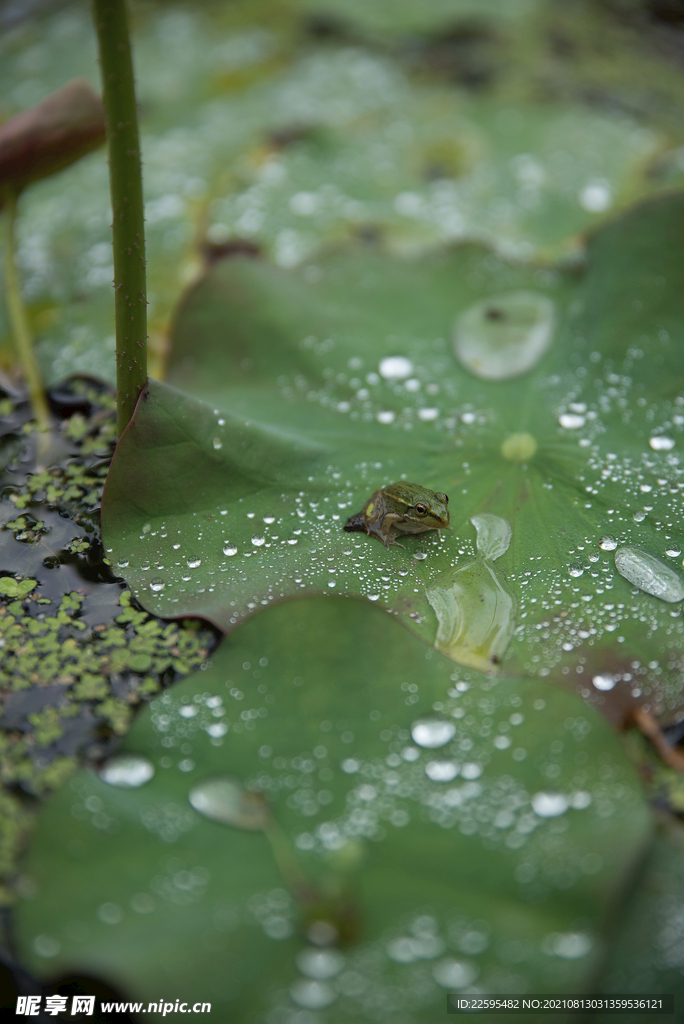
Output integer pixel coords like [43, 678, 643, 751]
[344, 482, 450, 549]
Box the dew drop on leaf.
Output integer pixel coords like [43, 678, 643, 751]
[425, 760, 459, 781]
[410, 719, 456, 748]
[531, 792, 569, 817]
[649, 435, 675, 451]
[188, 776, 270, 830]
[379, 356, 413, 380]
[432, 959, 478, 989]
[614, 545, 684, 602]
[295, 948, 345, 979]
[99, 755, 155, 788]
[592, 674, 616, 691]
[453, 291, 555, 381]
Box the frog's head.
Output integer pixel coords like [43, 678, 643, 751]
[403, 485, 450, 529]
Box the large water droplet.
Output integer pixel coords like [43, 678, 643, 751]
[432, 959, 478, 990]
[614, 546, 684, 602]
[251, 535, 266, 547]
[531, 792, 568, 817]
[186, 557, 201, 568]
[212, 437, 222, 450]
[188, 777, 271, 830]
[289, 979, 336, 1009]
[99, 755, 154, 788]
[592, 674, 616, 692]
[296, 948, 345, 979]
[599, 536, 617, 551]
[150, 577, 165, 592]
[558, 413, 585, 429]
[379, 356, 413, 380]
[453, 291, 555, 381]
[425, 760, 459, 782]
[223, 544, 238, 556]
[550, 933, 593, 959]
[411, 719, 456, 748]
[649, 436, 675, 451]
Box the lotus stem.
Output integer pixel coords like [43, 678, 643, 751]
[2, 188, 50, 431]
[91, 0, 147, 437]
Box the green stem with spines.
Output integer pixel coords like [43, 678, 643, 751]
[91, 0, 147, 437]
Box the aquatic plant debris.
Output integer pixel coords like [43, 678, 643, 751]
[0, 382, 215, 894]
[426, 514, 515, 670]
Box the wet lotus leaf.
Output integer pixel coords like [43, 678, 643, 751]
[16, 598, 653, 1020]
[104, 192, 684, 718]
[2, 2, 684, 383]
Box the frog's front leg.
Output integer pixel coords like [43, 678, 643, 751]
[379, 512, 406, 549]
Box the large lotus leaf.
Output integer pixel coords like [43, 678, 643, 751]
[104, 194, 684, 716]
[3, 2, 682, 384]
[16, 597, 651, 1020]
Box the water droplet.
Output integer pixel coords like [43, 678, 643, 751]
[633, 510, 646, 522]
[33, 935, 61, 958]
[98, 902, 123, 925]
[568, 565, 584, 578]
[379, 356, 413, 380]
[150, 577, 165, 592]
[666, 546, 682, 557]
[461, 763, 482, 780]
[212, 437, 222, 450]
[453, 291, 555, 381]
[251, 535, 266, 547]
[263, 516, 276, 524]
[614, 546, 684, 602]
[432, 959, 478, 990]
[376, 410, 396, 424]
[186, 557, 201, 568]
[425, 760, 459, 781]
[649, 436, 675, 451]
[99, 755, 155, 788]
[592, 674, 616, 691]
[188, 777, 271, 830]
[117, 558, 129, 568]
[600, 536, 617, 551]
[551, 933, 593, 959]
[531, 792, 568, 817]
[579, 179, 611, 212]
[289, 979, 336, 1009]
[411, 719, 456, 748]
[501, 432, 537, 462]
[223, 544, 238, 556]
[418, 407, 439, 421]
[559, 413, 586, 429]
[296, 948, 345, 979]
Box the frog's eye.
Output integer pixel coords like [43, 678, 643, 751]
[415, 503, 428, 516]
[438, 492, 448, 504]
